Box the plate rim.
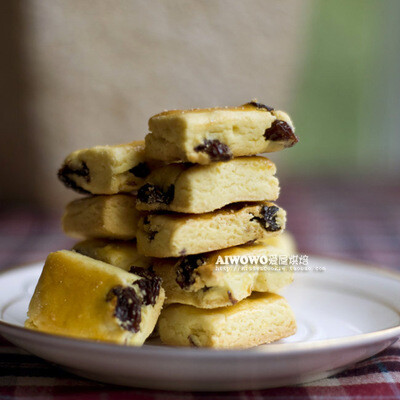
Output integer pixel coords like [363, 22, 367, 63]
[0, 254, 399, 357]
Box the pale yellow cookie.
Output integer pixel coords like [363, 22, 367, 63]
[73, 239, 151, 271]
[26, 250, 165, 346]
[72, 238, 293, 309]
[136, 156, 279, 214]
[158, 292, 297, 348]
[262, 231, 297, 255]
[62, 194, 140, 240]
[145, 102, 297, 164]
[153, 240, 293, 308]
[136, 202, 286, 257]
[58, 141, 155, 195]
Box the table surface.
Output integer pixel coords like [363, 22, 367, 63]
[0, 179, 399, 400]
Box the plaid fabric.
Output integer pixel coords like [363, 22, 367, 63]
[0, 179, 399, 399]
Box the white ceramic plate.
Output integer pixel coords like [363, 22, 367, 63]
[0, 256, 399, 391]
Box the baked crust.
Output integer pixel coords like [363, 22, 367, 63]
[25, 250, 164, 345]
[145, 102, 298, 164]
[136, 201, 287, 257]
[62, 194, 140, 240]
[136, 156, 279, 214]
[158, 292, 297, 348]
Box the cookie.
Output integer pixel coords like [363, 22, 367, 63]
[158, 292, 296, 348]
[153, 240, 293, 308]
[72, 238, 293, 309]
[58, 141, 155, 194]
[136, 202, 286, 257]
[25, 250, 165, 346]
[73, 239, 151, 271]
[145, 102, 298, 164]
[62, 194, 140, 240]
[136, 156, 279, 214]
[262, 231, 297, 255]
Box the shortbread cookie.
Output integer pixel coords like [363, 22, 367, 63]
[137, 156, 279, 214]
[136, 202, 286, 257]
[72, 238, 293, 308]
[158, 292, 296, 348]
[25, 250, 165, 345]
[62, 194, 140, 240]
[145, 101, 298, 164]
[73, 239, 151, 270]
[58, 141, 155, 194]
[72, 232, 295, 273]
[263, 231, 297, 255]
[153, 241, 293, 308]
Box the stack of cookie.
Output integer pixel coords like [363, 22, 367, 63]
[135, 101, 299, 348]
[26, 101, 299, 349]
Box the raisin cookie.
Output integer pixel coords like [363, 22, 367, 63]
[152, 240, 293, 308]
[73, 238, 151, 271]
[136, 202, 286, 257]
[136, 156, 279, 214]
[58, 141, 155, 194]
[25, 250, 165, 346]
[72, 237, 293, 309]
[145, 102, 298, 164]
[158, 292, 296, 348]
[62, 194, 140, 240]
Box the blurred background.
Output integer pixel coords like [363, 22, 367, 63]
[0, 0, 399, 267]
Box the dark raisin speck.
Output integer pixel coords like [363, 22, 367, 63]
[141, 216, 158, 241]
[136, 277, 162, 306]
[264, 120, 298, 148]
[148, 228, 158, 241]
[176, 255, 206, 289]
[137, 184, 175, 205]
[227, 290, 238, 305]
[129, 266, 156, 279]
[250, 205, 281, 232]
[194, 139, 232, 161]
[129, 266, 162, 306]
[245, 101, 274, 112]
[57, 162, 91, 194]
[106, 285, 142, 333]
[129, 162, 151, 178]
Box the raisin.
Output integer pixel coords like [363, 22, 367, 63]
[129, 162, 151, 178]
[57, 162, 91, 194]
[148, 228, 158, 241]
[106, 285, 142, 333]
[141, 216, 158, 241]
[137, 184, 175, 205]
[194, 139, 232, 161]
[176, 255, 206, 289]
[129, 266, 162, 306]
[264, 120, 298, 147]
[227, 290, 238, 305]
[245, 101, 274, 112]
[129, 266, 156, 279]
[136, 277, 162, 306]
[251, 205, 281, 232]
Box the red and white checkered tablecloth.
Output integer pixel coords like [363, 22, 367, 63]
[0, 179, 399, 399]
